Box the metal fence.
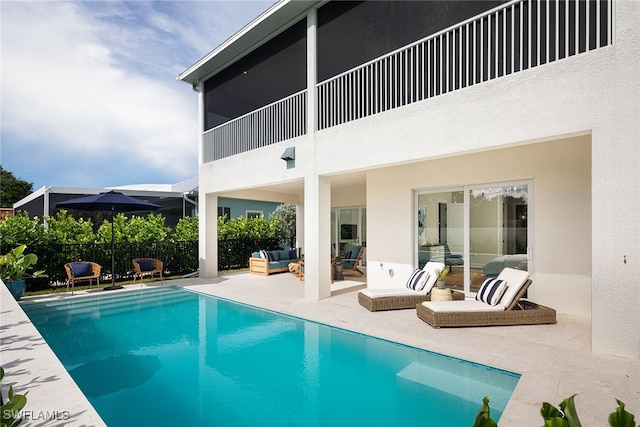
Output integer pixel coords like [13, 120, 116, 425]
[26, 241, 199, 291]
[218, 237, 284, 271]
[24, 238, 287, 291]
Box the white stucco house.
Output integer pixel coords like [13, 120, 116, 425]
[179, 0, 639, 359]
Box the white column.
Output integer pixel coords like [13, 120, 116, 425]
[296, 202, 305, 252]
[304, 175, 332, 299]
[200, 193, 218, 278]
[307, 8, 317, 134]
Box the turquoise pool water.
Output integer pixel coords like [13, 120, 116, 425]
[22, 286, 519, 426]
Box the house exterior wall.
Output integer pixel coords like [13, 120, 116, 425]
[367, 136, 592, 316]
[192, 1, 639, 359]
[217, 197, 283, 219]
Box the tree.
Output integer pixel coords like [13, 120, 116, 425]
[217, 215, 285, 241]
[272, 203, 296, 248]
[44, 210, 95, 244]
[0, 166, 34, 208]
[173, 216, 198, 241]
[0, 211, 46, 251]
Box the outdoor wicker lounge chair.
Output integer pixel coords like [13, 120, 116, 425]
[416, 268, 556, 327]
[358, 262, 464, 311]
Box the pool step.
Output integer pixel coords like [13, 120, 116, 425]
[22, 286, 195, 322]
[396, 362, 515, 407]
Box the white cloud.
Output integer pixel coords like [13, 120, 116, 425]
[0, 1, 273, 188]
[2, 2, 195, 173]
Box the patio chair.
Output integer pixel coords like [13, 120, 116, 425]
[341, 245, 365, 276]
[64, 262, 101, 295]
[358, 262, 464, 311]
[443, 243, 464, 269]
[132, 258, 163, 285]
[416, 268, 556, 327]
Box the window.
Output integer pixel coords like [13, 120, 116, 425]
[416, 181, 530, 293]
[218, 207, 231, 219]
[246, 210, 263, 219]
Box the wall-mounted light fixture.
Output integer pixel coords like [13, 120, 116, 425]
[281, 147, 295, 169]
[192, 83, 199, 93]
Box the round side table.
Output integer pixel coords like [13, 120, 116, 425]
[431, 287, 452, 301]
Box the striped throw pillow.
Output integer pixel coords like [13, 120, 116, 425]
[476, 278, 508, 306]
[406, 269, 430, 291]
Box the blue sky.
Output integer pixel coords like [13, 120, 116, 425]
[1, 1, 274, 191]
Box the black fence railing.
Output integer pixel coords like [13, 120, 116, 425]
[25, 240, 199, 291]
[23, 238, 287, 291]
[218, 237, 284, 270]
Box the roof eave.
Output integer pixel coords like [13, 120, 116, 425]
[178, 0, 323, 85]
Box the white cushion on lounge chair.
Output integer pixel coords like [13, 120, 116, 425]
[420, 300, 505, 312]
[494, 267, 530, 309]
[360, 288, 426, 298]
[421, 261, 445, 294]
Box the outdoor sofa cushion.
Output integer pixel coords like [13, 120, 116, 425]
[342, 245, 362, 269]
[250, 249, 300, 275]
[137, 259, 155, 272]
[70, 262, 93, 277]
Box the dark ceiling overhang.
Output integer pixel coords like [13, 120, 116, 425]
[178, 0, 324, 86]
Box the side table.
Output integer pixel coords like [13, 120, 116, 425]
[431, 287, 452, 301]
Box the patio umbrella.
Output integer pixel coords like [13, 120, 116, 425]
[57, 191, 161, 290]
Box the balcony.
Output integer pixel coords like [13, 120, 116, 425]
[203, 0, 614, 163]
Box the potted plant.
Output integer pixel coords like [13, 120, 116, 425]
[333, 256, 344, 280]
[436, 266, 449, 289]
[0, 245, 47, 300]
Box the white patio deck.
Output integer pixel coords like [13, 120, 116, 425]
[2, 272, 638, 426]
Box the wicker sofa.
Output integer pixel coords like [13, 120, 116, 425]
[249, 249, 301, 276]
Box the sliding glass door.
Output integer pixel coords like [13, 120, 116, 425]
[416, 182, 530, 293]
[470, 184, 529, 287]
[332, 207, 366, 264]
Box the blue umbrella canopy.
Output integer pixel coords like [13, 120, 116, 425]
[56, 190, 162, 212]
[57, 191, 162, 290]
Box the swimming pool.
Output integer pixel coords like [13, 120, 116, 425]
[22, 286, 519, 426]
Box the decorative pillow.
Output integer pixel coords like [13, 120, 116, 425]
[344, 250, 352, 260]
[406, 269, 430, 291]
[70, 262, 92, 277]
[267, 251, 279, 261]
[138, 259, 154, 272]
[289, 249, 297, 259]
[278, 250, 290, 260]
[476, 279, 508, 306]
[252, 251, 261, 258]
[259, 250, 268, 259]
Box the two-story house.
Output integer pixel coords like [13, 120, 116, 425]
[179, 0, 639, 359]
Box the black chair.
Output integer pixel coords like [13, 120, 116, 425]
[444, 243, 464, 269]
